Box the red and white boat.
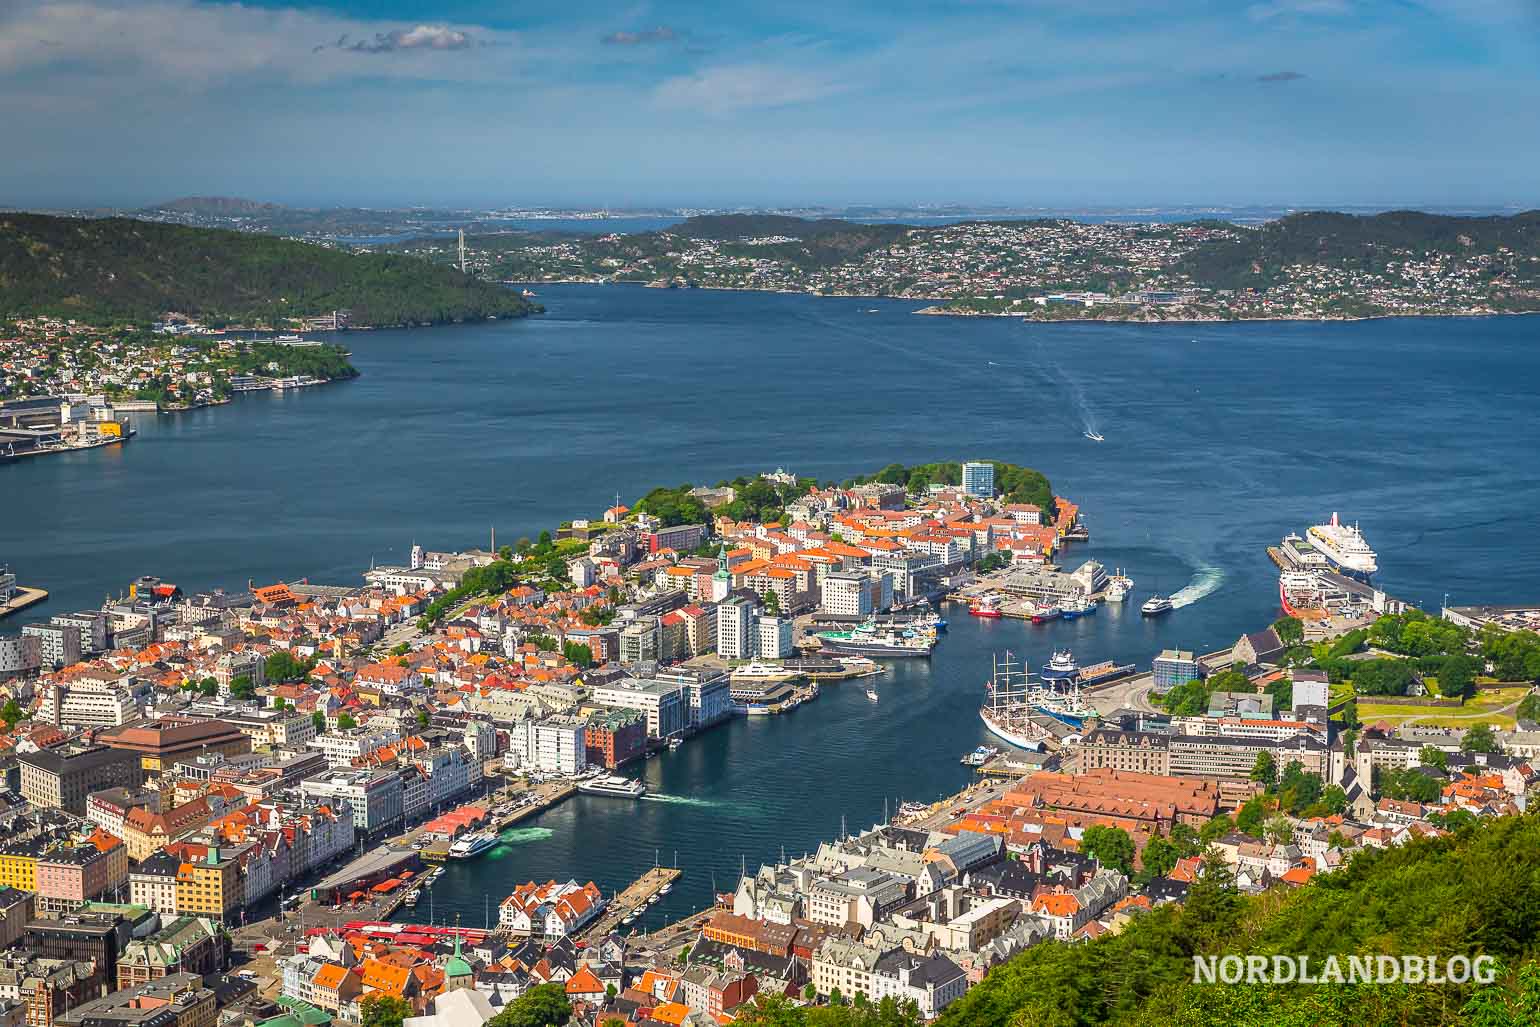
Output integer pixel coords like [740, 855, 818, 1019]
[969, 597, 1003, 619]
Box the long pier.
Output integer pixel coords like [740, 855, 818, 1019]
[581, 867, 682, 940]
[0, 586, 48, 620]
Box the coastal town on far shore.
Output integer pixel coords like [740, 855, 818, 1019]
[0, 316, 357, 461]
[1, 458, 1539, 1027]
[397, 213, 1540, 322]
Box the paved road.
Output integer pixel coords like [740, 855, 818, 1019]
[1087, 673, 1161, 716]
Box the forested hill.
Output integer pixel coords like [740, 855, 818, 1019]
[1176, 209, 1540, 290]
[0, 213, 540, 327]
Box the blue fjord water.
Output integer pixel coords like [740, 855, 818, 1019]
[5, 284, 1538, 927]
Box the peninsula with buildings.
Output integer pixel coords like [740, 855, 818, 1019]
[399, 210, 1540, 322]
[0, 317, 358, 460]
[0, 461, 1537, 1026]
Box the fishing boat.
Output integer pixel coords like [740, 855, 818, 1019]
[1059, 595, 1095, 619]
[969, 596, 1003, 619]
[961, 745, 1000, 766]
[817, 622, 935, 658]
[1104, 570, 1133, 603]
[1030, 604, 1061, 624]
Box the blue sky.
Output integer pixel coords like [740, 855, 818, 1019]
[2, 0, 1537, 208]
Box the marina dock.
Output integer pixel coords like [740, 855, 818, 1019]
[0, 586, 48, 620]
[582, 867, 682, 940]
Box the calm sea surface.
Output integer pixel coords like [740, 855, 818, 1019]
[6, 285, 1538, 927]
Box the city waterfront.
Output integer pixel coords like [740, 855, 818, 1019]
[7, 283, 1540, 927]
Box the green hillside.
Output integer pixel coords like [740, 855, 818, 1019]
[733, 812, 1540, 1027]
[0, 213, 541, 327]
[1176, 209, 1540, 290]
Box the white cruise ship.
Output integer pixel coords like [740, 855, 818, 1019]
[1306, 512, 1378, 577]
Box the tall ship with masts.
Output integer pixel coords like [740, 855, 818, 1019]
[979, 651, 1096, 750]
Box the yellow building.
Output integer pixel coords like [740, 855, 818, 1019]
[97, 421, 126, 438]
[0, 847, 38, 892]
[173, 845, 242, 924]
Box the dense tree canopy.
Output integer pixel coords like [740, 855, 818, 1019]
[634, 486, 709, 527]
[0, 213, 540, 326]
[934, 812, 1540, 1026]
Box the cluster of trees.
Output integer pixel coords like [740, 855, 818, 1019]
[221, 341, 358, 384]
[525, 635, 594, 669]
[1350, 659, 1421, 697]
[843, 461, 1055, 519]
[1, 699, 25, 727]
[1157, 668, 1250, 717]
[717, 475, 814, 524]
[929, 810, 1540, 1025]
[1376, 765, 1443, 803]
[736, 995, 927, 1026]
[0, 213, 540, 326]
[1482, 628, 1540, 682]
[633, 485, 709, 528]
[264, 650, 316, 684]
[1247, 755, 1348, 819]
[1370, 609, 1470, 658]
[417, 559, 522, 630]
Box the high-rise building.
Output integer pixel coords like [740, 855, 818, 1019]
[961, 462, 995, 498]
[716, 596, 756, 660]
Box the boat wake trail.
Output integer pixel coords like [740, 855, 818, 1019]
[1030, 338, 1099, 436]
[1170, 565, 1225, 608]
[494, 826, 554, 847]
[641, 794, 721, 809]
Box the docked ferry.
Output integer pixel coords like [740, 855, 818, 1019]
[1306, 512, 1378, 578]
[447, 832, 498, 860]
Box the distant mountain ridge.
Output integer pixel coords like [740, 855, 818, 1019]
[0, 213, 539, 327]
[143, 196, 289, 215]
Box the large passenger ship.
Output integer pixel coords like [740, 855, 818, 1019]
[1306, 512, 1378, 578]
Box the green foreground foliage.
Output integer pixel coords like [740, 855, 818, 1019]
[914, 812, 1540, 1027]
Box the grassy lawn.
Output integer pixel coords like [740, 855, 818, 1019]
[1356, 688, 1525, 730]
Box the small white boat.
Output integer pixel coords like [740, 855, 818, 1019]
[647, 894, 660, 905]
[658, 882, 672, 895]
[668, 737, 683, 751]
[866, 687, 880, 702]
[1084, 430, 1105, 442]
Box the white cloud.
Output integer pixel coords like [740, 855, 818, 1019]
[0, 0, 515, 88]
[652, 63, 844, 115]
